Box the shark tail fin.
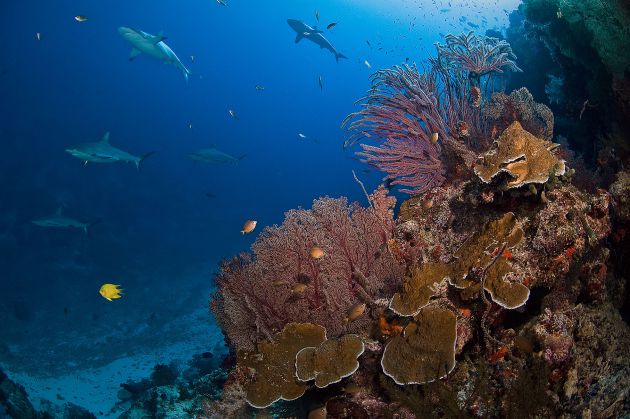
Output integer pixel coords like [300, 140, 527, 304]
[84, 219, 101, 235]
[335, 52, 348, 62]
[136, 151, 156, 170]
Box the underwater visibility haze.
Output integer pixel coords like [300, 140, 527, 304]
[1, 0, 630, 417]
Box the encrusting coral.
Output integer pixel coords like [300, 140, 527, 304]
[381, 306, 456, 385]
[389, 263, 448, 316]
[475, 121, 566, 189]
[391, 212, 530, 315]
[295, 334, 365, 388]
[447, 212, 529, 310]
[236, 323, 326, 408]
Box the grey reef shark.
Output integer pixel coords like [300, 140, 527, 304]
[118, 26, 192, 82]
[32, 207, 97, 234]
[287, 19, 347, 62]
[188, 147, 246, 164]
[65, 132, 154, 169]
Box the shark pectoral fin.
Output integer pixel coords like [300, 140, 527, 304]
[129, 48, 142, 61]
[295, 34, 304, 43]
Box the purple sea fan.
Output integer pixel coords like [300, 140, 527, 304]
[434, 31, 521, 84]
[342, 64, 447, 195]
[431, 32, 522, 144]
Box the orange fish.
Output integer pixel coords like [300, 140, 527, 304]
[459, 307, 472, 318]
[291, 283, 308, 294]
[241, 220, 257, 234]
[310, 246, 325, 259]
[431, 132, 439, 144]
[272, 279, 289, 287]
[344, 303, 366, 323]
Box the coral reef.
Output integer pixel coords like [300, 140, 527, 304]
[523, 0, 630, 77]
[295, 334, 364, 388]
[0, 368, 38, 419]
[610, 171, 630, 224]
[475, 121, 565, 189]
[343, 32, 522, 195]
[381, 306, 456, 385]
[237, 323, 326, 408]
[117, 353, 227, 418]
[209, 28, 629, 417]
[209, 165, 628, 416]
[0, 367, 96, 418]
[483, 87, 554, 141]
[211, 188, 404, 353]
[508, 0, 630, 166]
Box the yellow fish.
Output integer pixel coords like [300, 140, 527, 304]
[431, 132, 439, 144]
[241, 220, 257, 234]
[310, 246, 325, 259]
[99, 284, 123, 301]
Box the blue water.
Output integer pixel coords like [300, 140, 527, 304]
[0, 0, 518, 413]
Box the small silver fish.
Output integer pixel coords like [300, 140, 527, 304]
[228, 109, 238, 120]
[364, 60, 371, 69]
[216, 0, 228, 6]
[190, 55, 195, 62]
[36, 32, 42, 41]
[74, 15, 88, 22]
[327, 22, 337, 30]
[298, 133, 307, 139]
[318, 75, 323, 91]
[315, 9, 319, 22]
[255, 85, 265, 91]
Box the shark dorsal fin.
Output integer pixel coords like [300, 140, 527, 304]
[101, 132, 110, 143]
[55, 207, 63, 215]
